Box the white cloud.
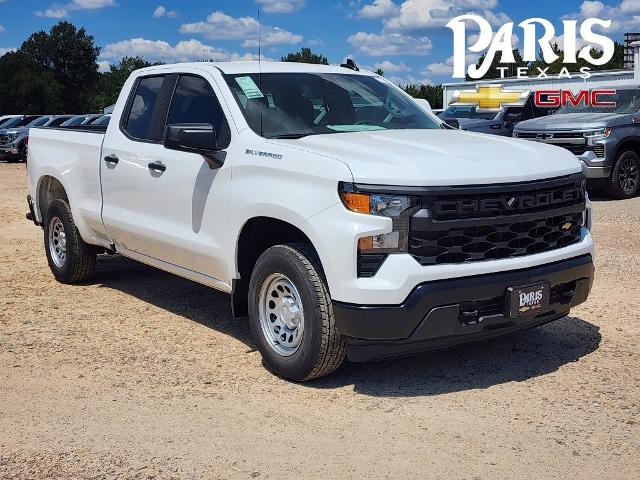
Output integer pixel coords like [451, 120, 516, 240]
[180, 11, 302, 47]
[97, 60, 111, 72]
[564, 0, 640, 34]
[374, 60, 411, 72]
[386, 74, 434, 86]
[0, 24, 4, 33]
[359, 0, 400, 19]
[35, 0, 116, 18]
[35, 8, 69, 18]
[100, 37, 267, 63]
[256, 0, 305, 14]
[382, 0, 509, 33]
[347, 31, 432, 55]
[0, 47, 16, 56]
[153, 6, 177, 18]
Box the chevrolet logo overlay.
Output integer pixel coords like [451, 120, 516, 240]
[450, 84, 530, 112]
[561, 222, 573, 231]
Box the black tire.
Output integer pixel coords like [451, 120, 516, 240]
[248, 243, 346, 381]
[44, 199, 96, 284]
[19, 145, 27, 163]
[607, 150, 640, 199]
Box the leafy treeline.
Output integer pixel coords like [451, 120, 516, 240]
[0, 21, 628, 114]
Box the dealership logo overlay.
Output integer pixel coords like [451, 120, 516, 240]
[446, 15, 616, 80]
[449, 85, 529, 112]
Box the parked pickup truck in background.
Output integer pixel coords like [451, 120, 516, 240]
[514, 87, 640, 199]
[27, 62, 595, 380]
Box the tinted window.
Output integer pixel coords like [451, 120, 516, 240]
[47, 117, 72, 127]
[167, 75, 228, 146]
[15, 116, 41, 127]
[93, 115, 111, 125]
[125, 76, 165, 140]
[28, 117, 51, 127]
[60, 116, 86, 127]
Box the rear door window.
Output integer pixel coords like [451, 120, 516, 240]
[124, 76, 165, 140]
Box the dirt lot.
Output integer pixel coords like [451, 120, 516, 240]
[0, 161, 638, 479]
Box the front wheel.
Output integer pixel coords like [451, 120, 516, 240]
[248, 244, 346, 381]
[44, 199, 96, 284]
[608, 150, 640, 199]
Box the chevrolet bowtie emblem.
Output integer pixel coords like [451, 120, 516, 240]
[450, 84, 530, 112]
[561, 222, 573, 231]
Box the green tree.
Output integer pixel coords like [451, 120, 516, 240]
[91, 56, 163, 111]
[281, 47, 329, 65]
[0, 52, 63, 114]
[401, 83, 444, 109]
[375, 67, 384, 76]
[19, 21, 100, 112]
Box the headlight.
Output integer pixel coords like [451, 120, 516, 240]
[339, 183, 419, 253]
[583, 128, 611, 138]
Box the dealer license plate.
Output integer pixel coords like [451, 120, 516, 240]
[506, 282, 550, 318]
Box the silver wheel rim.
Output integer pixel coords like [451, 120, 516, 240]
[48, 217, 67, 268]
[258, 273, 305, 357]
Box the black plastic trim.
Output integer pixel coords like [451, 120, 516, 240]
[332, 254, 594, 361]
[351, 172, 585, 196]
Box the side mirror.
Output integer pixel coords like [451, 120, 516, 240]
[443, 118, 459, 129]
[504, 112, 523, 124]
[163, 123, 225, 168]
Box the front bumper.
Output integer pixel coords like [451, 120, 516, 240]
[333, 254, 594, 362]
[0, 144, 20, 156]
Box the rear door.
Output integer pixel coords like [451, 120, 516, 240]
[100, 74, 169, 252]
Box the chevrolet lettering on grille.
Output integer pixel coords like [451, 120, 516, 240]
[433, 187, 583, 217]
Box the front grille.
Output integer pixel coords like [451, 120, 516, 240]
[0, 135, 10, 145]
[410, 212, 583, 265]
[409, 175, 585, 266]
[552, 143, 588, 156]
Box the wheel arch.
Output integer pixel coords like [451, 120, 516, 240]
[36, 175, 69, 223]
[611, 136, 640, 163]
[231, 216, 323, 318]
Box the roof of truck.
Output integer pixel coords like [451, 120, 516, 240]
[135, 61, 374, 76]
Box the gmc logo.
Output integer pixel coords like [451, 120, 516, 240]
[535, 89, 617, 108]
[434, 188, 583, 216]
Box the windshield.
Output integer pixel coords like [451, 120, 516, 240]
[0, 117, 15, 128]
[26, 117, 51, 127]
[440, 106, 498, 120]
[2, 116, 39, 128]
[224, 72, 441, 138]
[61, 116, 87, 127]
[556, 89, 640, 114]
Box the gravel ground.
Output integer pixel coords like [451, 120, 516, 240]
[0, 161, 638, 479]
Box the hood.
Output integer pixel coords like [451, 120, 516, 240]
[0, 127, 28, 135]
[455, 117, 498, 130]
[516, 112, 630, 131]
[269, 129, 581, 186]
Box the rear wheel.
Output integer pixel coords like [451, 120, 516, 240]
[248, 244, 345, 381]
[44, 199, 96, 283]
[608, 150, 640, 199]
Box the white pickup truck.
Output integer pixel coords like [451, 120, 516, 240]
[27, 61, 595, 380]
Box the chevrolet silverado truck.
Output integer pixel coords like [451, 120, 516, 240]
[26, 62, 595, 381]
[514, 87, 640, 199]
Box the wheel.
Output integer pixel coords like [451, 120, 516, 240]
[19, 145, 27, 163]
[248, 244, 346, 381]
[44, 199, 96, 284]
[607, 150, 640, 199]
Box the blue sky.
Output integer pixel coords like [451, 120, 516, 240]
[0, 0, 637, 84]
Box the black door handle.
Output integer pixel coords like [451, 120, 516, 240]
[148, 161, 166, 172]
[104, 154, 119, 165]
